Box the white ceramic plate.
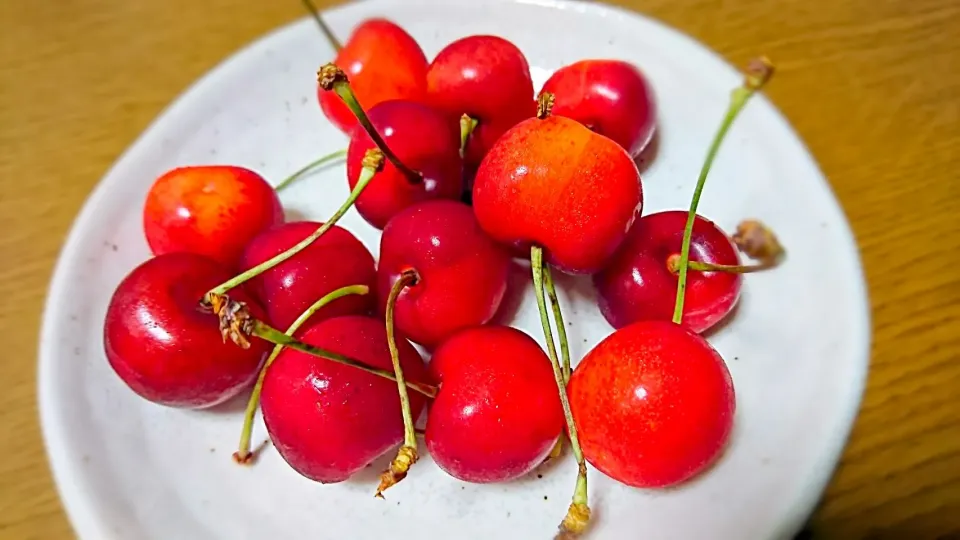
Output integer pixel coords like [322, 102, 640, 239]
[39, 0, 871, 538]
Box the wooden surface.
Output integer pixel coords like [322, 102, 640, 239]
[1, 0, 958, 538]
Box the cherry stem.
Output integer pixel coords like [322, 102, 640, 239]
[273, 149, 346, 192]
[204, 150, 383, 298]
[301, 0, 341, 52]
[543, 267, 571, 383]
[376, 269, 421, 498]
[233, 284, 369, 465]
[459, 114, 478, 157]
[249, 320, 437, 398]
[531, 246, 590, 537]
[673, 257, 779, 274]
[537, 92, 555, 119]
[672, 58, 774, 325]
[318, 64, 422, 184]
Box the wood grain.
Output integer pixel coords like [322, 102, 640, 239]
[1, 0, 958, 538]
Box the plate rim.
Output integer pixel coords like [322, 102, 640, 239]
[37, 0, 872, 538]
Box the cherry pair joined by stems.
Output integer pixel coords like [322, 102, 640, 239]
[569, 58, 775, 491]
[142, 149, 345, 268]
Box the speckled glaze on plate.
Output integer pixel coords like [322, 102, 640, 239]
[39, 1, 870, 538]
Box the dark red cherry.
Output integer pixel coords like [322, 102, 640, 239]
[427, 35, 536, 166]
[260, 315, 429, 483]
[425, 326, 563, 482]
[594, 210, 742, 333]
[541, 59, 656, 157]
[238, 221, 376, 329]
[103, 253, 270, 408]
[345, 100, 463, 229]
[377, 200, 511, 348]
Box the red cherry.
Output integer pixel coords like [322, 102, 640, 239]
[143, 166, 283, 268]
[260, 315, 429, 483]
[318, 19, 428, 134]
[238, 221, 376, 329]
[425, 326, 563, 483]
[103, 253, 270, 408]
[376, 200, 511, 348]
[473, 112, 642, 274]
[345, 100, 463, 229]
[568, 320, 735, 488]
[541, 60, 656, 157]
[427, 35, 536, 166]
[594, 211, 742, 333]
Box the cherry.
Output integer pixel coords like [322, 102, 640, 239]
[238, 221, 376, 329]
[103, 253, 271, 408]
[472, 94, 642, 275]
[260, 315, 430, 483]
[427, 35, 536, 166]
[344, 99, 463, 229]
[541, 60, 656, 157]
[425, 326, 563, 483]
[316, 18, 428, 134]
[594, 211, 742, 333]
[143, 166, 283, 268]
[567, 321, 735, 488]
[376, 200, 511, 348]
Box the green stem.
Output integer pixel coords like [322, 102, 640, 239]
[459, 114, 478, 158]
[273, 149, 346, 192]
[386, 271, 419, 450]
[205, 162, 379, 297]
[233, 284, 368, 464]
[301, 0, 341, 52]
[672, 59, 774, 325]
[542, 267, 571, 383]
[249, 321, 437, 398]
[318, 65, 422, 184]
[531, 246, 589, 534]
[687, 259, 778, 274]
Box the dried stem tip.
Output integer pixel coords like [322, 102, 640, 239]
[361, 148, 385, 171]
[733, 219, 784, 263]
[317, 63, 348, 90]
[744, 57, 775, 91]
[375, 445, 418, 498]
[232, 450, 255, 466]
[557, 502, 591, 538]
[537, 92, 556, 119]
[205, 293, 255, 349]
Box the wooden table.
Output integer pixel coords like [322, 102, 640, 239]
[1, 0, 958, 538]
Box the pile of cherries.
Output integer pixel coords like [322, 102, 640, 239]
[102, 9, 783, 537]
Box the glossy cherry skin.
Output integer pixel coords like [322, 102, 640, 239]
[238, 221, 376, 329]
[143, 166, 283, 269]
[425, 326, 564, 483]
[427, 35, 536, 167]
[345, 100, 463, 229]
[473, 115, 642, 274]
[377, 200, 511, 348]
[103, 253, 271, 408]
[318, 19, 428, 134]
[568, 320, 735, 488]
[594, 211, 742, 333]
[260, 315, 429, 483]
[541, 59, 656, 157]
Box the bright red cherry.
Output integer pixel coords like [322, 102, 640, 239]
[427, 35, 536, 166]
[260, 315, 429, 483]
[345, 100, 463, 229]
[473, 110, 642, 274]
[318, 19, 428, 134]
[594, 211, 742, 333]
[238, 221, 376, 329]
[103, 253, 271, 408]
[377, 200, 511, 348]
[143, 166, 283, 269]
[425, 326, 564, 483]
[568, 320, 735, 488]
[541, 59, 656, 157]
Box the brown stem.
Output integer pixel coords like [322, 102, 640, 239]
[537, 92, 555, 119]
[317, 64, 422, 184]
[666, 254, 780, 275]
